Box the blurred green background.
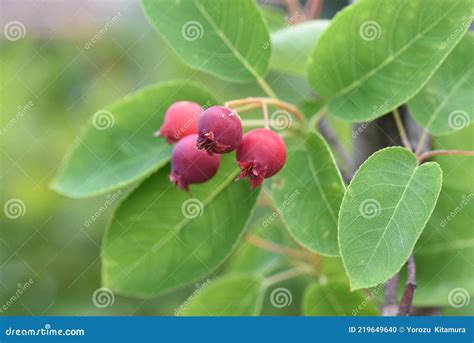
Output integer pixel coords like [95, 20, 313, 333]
[0, 0, 348, 316]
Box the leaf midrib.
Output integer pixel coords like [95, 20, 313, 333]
[327, 2, 461, 102]
[194, 0, 264, 81]
[357, 164, 418, 277]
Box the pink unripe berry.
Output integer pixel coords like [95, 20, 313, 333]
[236, 128, 286, 189]
[155, 101, 203, 144]
[170, 134, 221, 192]
[197, 106, 242, 154]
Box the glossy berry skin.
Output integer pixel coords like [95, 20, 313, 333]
[236, 128, 286, 189]
[197, 106, 242, 154]
[155, 101, 203, 144]
[170, 134, 221, 192]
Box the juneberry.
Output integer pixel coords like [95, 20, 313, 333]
[236, 128, 286, 189]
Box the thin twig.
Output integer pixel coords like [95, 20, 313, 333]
[382, 274, 399, 316]
[263, 265, 311, 287]
[244, 233, 308, 261]
[317, 118, 355, 180]
[417, 149, 474, 163]
[393, 108, 412, 150]
[398, 255, 416, 316]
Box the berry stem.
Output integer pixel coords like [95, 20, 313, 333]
[393, 108, 412, 151]
[417, 149, 474, 163]
[225, 97, 306, 125]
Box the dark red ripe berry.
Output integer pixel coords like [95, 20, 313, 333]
[197, 106, 242, 154]
[155, 101, 202, 144]
[236, 128, 286, 189]
[170, 134, 221, 192]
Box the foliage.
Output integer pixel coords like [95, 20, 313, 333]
[51, 0, 473, 316]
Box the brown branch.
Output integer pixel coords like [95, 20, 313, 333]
[417, 149, 474, 163]
[398, 255, 416, 316]
[382, 274, 399, 316]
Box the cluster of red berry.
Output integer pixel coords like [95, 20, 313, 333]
[155, 101, 287, 192]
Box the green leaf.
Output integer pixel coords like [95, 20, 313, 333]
[408, 33, 474, 136]
[141, 0, 271, 82]
[178, 273, 264, 316]
[225, 207, 294, 276]
[308, 0, 471, 122]
[338, 147, 443, 290]
[51, 81, 216, 198]
[271, 131, 345, 256]
[102, 156, 261, 297]
[271, 20, 329, 76]
[414, 126, 474, 306]
[302, 282, 379, 316]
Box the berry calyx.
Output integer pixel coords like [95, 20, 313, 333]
[236, 128, 286, 189]
[196, 106, 242, 154]
[155, 101, 203, 144]
[170, 134, 221, 192]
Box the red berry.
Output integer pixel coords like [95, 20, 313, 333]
[197, 106, 242, 154]
[236, 128, 286, 189]
[170, 134, 221, 192]
[155, 101, 203, 144]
